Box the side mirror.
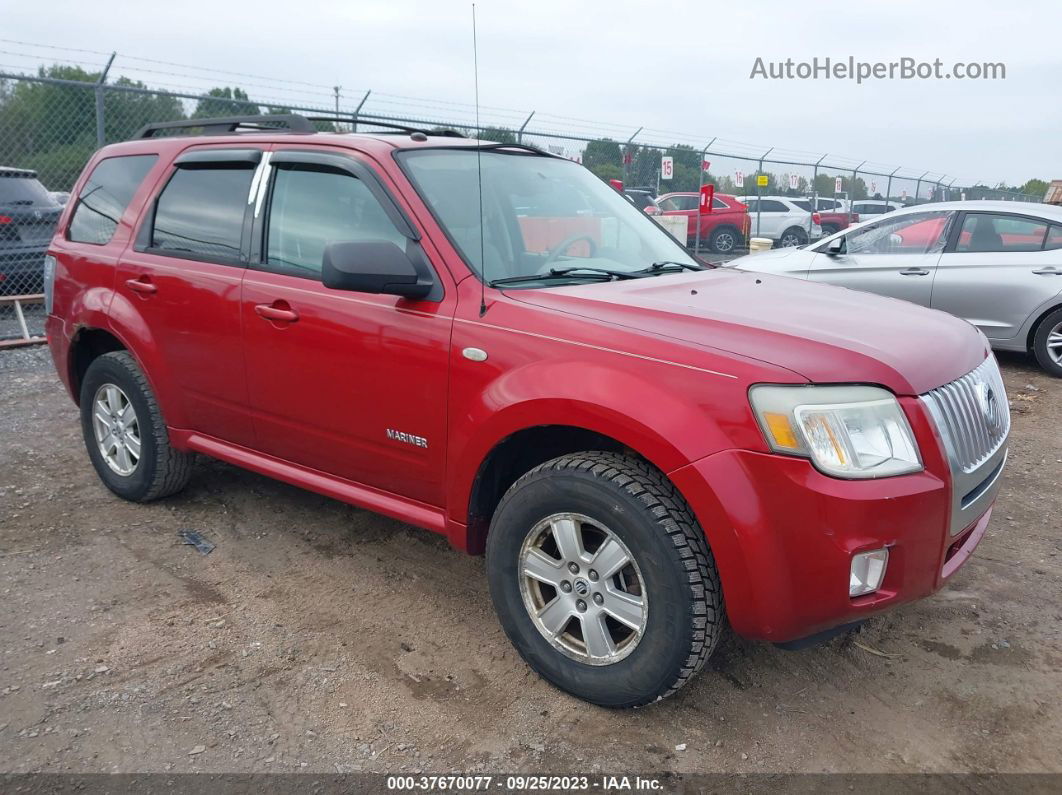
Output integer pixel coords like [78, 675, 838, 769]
[322, 240, 433, 299]
[826, 236, 845, 256]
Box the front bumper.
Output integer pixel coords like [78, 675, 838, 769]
[670, 396, 1002, 643]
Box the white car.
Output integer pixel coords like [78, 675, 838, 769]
[850, 200, 903, 216]
[728, 200, 1062, 375]
[737, 195, 821, 247]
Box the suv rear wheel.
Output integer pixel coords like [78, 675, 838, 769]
[79, 351, 194, 501]
[485, 452, 723, 707]
[778, 227, 809, 247]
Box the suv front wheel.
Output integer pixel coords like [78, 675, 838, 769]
[486, 452, 723, 707]
[79, 351, 194, 502]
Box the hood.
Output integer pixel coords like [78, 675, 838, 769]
[726, 247, 815, 277]
[508, 269, 987, 396]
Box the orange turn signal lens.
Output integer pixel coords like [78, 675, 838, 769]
[763, 412, 800, 449]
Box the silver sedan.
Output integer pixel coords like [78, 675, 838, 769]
[729, 201, 1062, 376]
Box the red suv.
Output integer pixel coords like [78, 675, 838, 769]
[45, 115, 1009, 707]
[655, 191, 750, 254]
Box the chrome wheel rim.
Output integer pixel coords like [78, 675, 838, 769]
[780, 233, 802, 247]
[92, 384, 141, 476]
[518, 512, 647, 666]
[715, 232, 735, 252]
[1047, 322, 1062, 365]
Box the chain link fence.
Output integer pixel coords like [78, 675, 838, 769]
[0, 66, 1048, 341]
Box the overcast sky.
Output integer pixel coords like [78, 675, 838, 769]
[5, 0, 1060, 187]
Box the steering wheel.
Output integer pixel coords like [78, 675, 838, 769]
[540, 234, 598, 269]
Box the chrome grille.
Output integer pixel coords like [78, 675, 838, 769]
[920, 356, 1010, 474]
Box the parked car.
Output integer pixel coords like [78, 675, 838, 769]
[46, 115, 1008, 707]
[655, 191, 750, 254]
[623, 188, 657, 213]
[730, 200, 1062, 376]
[736, 195, 822, 246]
[0, 167, 63, 295]
[802, 198, 859, 235]
[850, 200, 903, 216]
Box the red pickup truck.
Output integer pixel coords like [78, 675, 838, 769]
[44, 116, 1008, 707]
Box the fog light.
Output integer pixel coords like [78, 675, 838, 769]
[850, 548, 889, 597]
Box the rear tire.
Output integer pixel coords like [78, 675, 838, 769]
[709, 226, 742, 255]
[778, 227, 809, 248]
[79, 351, 194, 502]
[820, 224, 839, 237]
[1032, 307, 1062, 377]
[485, 452, 723, 707]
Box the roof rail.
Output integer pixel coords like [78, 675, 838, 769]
[302, 116, 466, 138]
[134, 114, 317, 139]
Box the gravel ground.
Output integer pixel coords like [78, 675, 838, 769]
[1, 345, 1060, 774]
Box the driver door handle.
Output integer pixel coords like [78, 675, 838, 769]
[899, 267, 930, 276]
[1032, 267, 1062, 276]
[255, 303, 299, 323]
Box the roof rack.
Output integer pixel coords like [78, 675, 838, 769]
[134, 114, 317, 139]
[301, 116, 466, 138]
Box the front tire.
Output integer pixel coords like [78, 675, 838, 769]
[79, 351, 194, 502]
[485, 452, 723, 707]
[1032, 307, 1062, 377]
[778, 227, 809, 248]
[709, 226, 742, 255]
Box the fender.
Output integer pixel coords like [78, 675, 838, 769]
[446, 357, 751, 530]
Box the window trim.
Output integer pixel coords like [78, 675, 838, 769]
[134, 151, 260, 267]
[945, 210, 1055, 254]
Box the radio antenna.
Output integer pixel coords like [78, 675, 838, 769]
[473, 3, 487, 316]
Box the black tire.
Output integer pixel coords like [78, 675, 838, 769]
[1032, 307, 1062, 377]
[79, 351, 194, 501]
[820, 224, 839, 237]
[485, 452, 723, 707]
[709, 226, 742, 255]
[777, 227, 809, 248]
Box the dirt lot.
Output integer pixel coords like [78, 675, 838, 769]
[1, 345, 1060, 775]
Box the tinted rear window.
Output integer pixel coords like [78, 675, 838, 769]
[69, 155, 158, 245]
[790, 199, 813, 212]
[0, 175, 54, 207]
[151, 166, 254, 261]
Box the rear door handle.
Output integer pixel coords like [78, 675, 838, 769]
[899, 267, 930, 276]
[1032, 267, 1062, 275]
[125, 277, 157, 294]
[254, 303, 299, 323]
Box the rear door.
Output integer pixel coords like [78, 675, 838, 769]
[807, 209, 952, 307]
[116, 146, 261, 446]
[932, 212, 1062, 341]
[745, 198, 790, 239]
[239, 147, 454, 506]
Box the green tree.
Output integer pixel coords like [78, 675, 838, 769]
[1020, 178, 1049, 199]
[193, 87, 256, 118]
[583, 137, 622, 179]
[104, 78, 185, 142]
[479, 126, 516, 144]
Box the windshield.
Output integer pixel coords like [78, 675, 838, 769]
[398, 149, 698, 286]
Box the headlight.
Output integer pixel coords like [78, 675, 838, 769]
[749, 384, 922, 478]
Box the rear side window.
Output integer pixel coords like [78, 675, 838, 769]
[1046, 226, 1062, 251]
[790, 199, 813, 212]
[69, 155, 158, 245]
[955, 214, 1048, 253]
[151, 166, 254, 261]
[264, 165, 406, 276]
[759, 200, 789, 212]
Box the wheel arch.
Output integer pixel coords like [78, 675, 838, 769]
[68, 326, 127, 405]
[1026, 301, 1062, 353]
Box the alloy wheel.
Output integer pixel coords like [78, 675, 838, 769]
[518, 512, 648, 665]
[91, 383, 142, 476]
[1047, 321, 1062, 365]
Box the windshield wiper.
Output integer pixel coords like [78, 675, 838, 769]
[489, 266, 640, 287]
[639, 260, 705, 273]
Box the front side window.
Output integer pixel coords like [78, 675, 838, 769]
[151, 165, 255, 261]
[69, 155, 158, 245]
[955, 213, 1049, 253]
[264, 165, 406, 276]
[842, 211, 951, 255]
[399, 149, 697, 286]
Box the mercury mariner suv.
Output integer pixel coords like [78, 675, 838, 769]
[44, 115, 1010, 707]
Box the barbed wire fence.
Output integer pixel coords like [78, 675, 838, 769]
[0, 43, 1048, 342]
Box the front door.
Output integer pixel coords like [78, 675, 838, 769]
[240, 148, 454, 506]
[808, 209, 953, 307]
